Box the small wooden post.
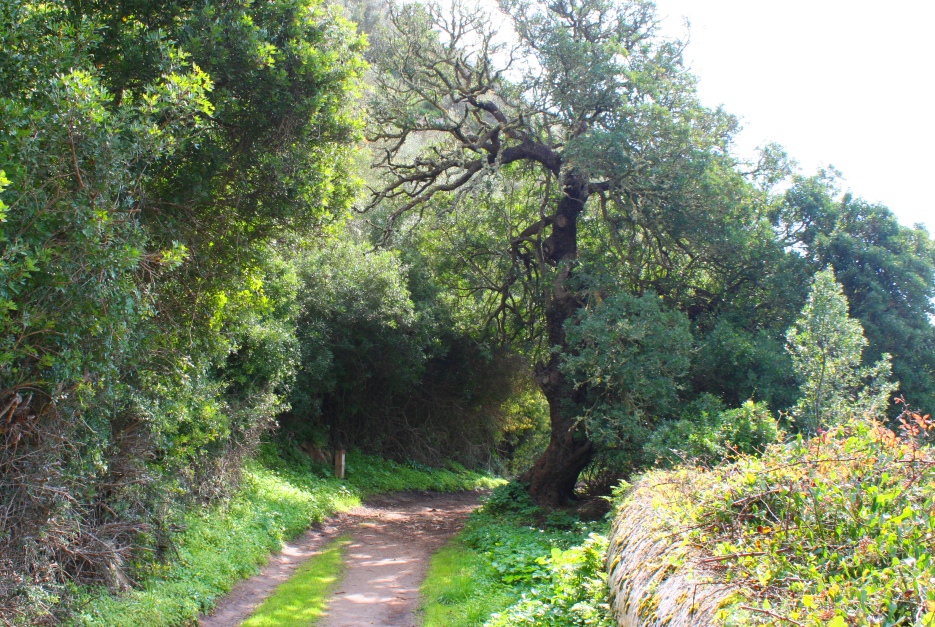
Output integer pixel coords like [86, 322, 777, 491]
[334, 449, 346, 480]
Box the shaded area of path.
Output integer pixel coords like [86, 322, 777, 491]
[199, 490, 482, 627]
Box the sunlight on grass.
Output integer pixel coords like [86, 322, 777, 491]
[75, 449, 499, 626]
[420, 542, 515, 627]
[241, 536, 350, 627]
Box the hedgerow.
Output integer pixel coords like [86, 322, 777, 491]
[609, 407, 935, 626]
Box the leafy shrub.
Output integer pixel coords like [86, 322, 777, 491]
[485, 534, 613, 627]
[482, 482, 542, 519]
[0, 0, 364, 621]
[717, 419, 935, 625]
[288, 241, 425, 425]
[614, 409, 935, 626]
[646, 397, 780, 468]
[561, 291, 693, 469]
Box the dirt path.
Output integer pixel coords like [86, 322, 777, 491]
[199, 491, 482, 627]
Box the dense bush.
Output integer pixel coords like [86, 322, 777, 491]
[646, 397, 780, 468]
[560, 291, 693, 475]
[689, 319, 798, 411]
[279, 239, 526, 466]
[287, 241, 425, 430]
[0, 0, 363, 621]
[484, 534, 612, 627]
[611, 411, 935, 627]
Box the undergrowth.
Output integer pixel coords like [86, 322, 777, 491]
[620, 410, 935, 626]
[71, 447, 499, 627]
[420, 482, 614, 627]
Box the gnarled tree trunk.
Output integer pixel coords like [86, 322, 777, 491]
[519, 175, 594, 508]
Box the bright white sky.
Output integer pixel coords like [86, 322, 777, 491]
[651, 0, 934, 231]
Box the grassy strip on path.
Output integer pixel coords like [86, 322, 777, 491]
[419, 541, 516, 627]
[72, 446, 501, 627]
[419, 483, 614, 627]
[240, 536, 350, 627]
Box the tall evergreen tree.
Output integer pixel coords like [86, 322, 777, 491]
[776, 174, 935, 414]
[786, 268, 896, 432]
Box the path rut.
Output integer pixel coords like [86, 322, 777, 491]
[199, 490, 482, 627]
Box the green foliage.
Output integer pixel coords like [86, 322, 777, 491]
[776, 173, 935, 413]
[787, 268, 896, 432]
[260, 444, 504, 495]
[689, 320, 798, 410]
[484, 534, 613, 627]
[0, 0, 364, 619]
[482, 482, 543, 520]
[240, 536, 349, 627]
[646, 397, 780, 468]
[364, 0, 798, 502]
[5, 0, 934, 619]
[421, 483, 614, 627]
[281, 237, 525, 465]
[498, 386, 551, 477]
[288, 240, 424, 424]
[0, 8, 209, 391]
[461, 486, 596, 590]
[561, 291, 693, 469]
[634, 415, 935, 626]
[420, 542, 517, 627]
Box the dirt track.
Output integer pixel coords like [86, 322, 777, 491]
[199, 491, 482, 627]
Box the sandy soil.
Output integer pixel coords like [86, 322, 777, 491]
[199, 490, 482, 627]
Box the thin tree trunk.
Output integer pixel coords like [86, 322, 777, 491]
[519, 175, 594, 508]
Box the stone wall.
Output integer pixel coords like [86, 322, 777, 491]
[605, 476, 738, 627]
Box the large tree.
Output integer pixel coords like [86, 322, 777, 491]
[364, 0, 771, 505]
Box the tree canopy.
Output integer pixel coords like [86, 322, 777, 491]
[363, 0, 798, 505]
[775, 173, 935, 413]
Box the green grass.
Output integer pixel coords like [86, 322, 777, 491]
[419, 542, 516, 627]
[419, 483, 614, 627]
[71, 448, 501, 627]
[241, 536, 350, 627]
